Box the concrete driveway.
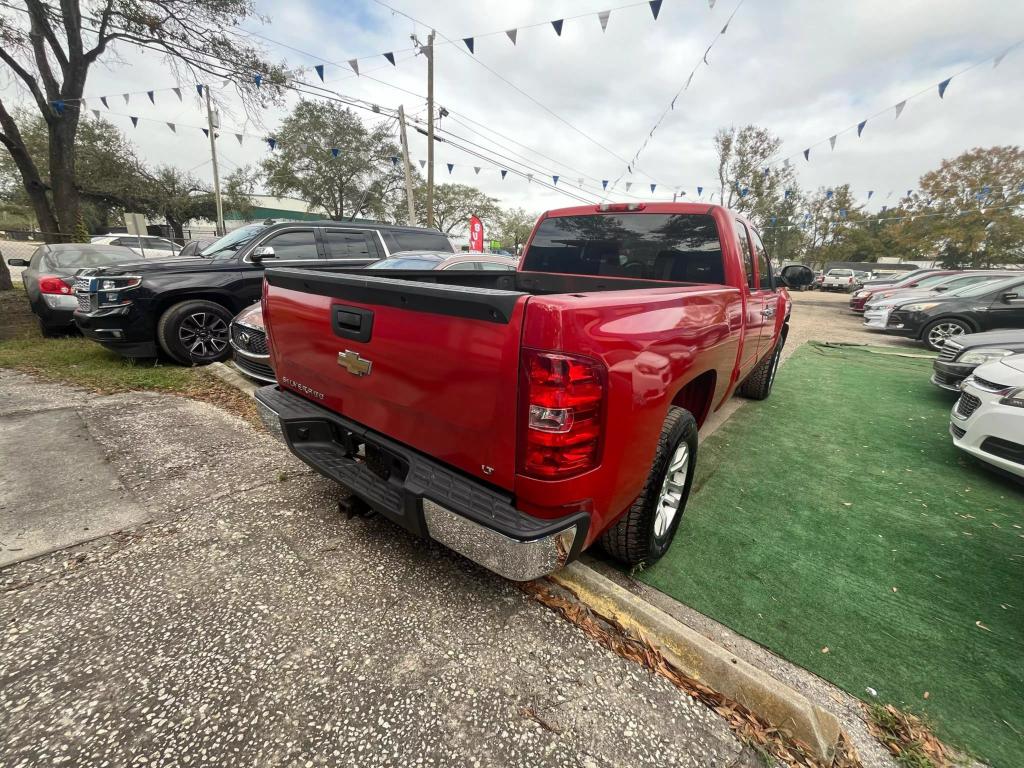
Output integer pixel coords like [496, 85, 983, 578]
[0, 370, 754, 768]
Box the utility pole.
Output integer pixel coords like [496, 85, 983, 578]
[425, 30, 435, 228]
[204, 86, 225, 236]
[397, 105, 417, 224]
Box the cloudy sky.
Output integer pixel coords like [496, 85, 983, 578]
[3, 0, 1023, 227]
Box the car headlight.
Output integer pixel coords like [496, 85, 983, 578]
[958, 348, 1014, 365]
[999, 388, 1024, 408]
[900, 302, 940, 312]
[854, 290, 869, 298]
[94, 275, 142, 308]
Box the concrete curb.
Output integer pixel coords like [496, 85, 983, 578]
[551, 562, 841, 762]
[207, 362, 259, 397]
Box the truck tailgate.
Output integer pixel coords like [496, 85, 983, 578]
[263, 268, 528, 489]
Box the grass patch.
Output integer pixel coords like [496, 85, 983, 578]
[636, 343, 1024, 766]
[0, 289, 257, 422]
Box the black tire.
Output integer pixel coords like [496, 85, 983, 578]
[921, 317, 972, 352]
[156, 299, 233, 365]
[738, 336, 784, 400]
[600, 406, 698, 567]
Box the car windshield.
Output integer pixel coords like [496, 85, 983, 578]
[45, 248, 134, 268]
[952, 276, 1024, 298]
[202, 224, 267, 259]
[368, 256, 444, 270]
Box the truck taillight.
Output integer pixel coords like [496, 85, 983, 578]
[519, 349, 605, 479]
[38, 276, 72, 294]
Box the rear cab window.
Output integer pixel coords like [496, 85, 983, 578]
[522, 212, 725, 284]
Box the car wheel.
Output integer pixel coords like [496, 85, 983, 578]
[738, 336, 784, 400]
[922, 318, 971, 352]
[37, 317, 66, 338]
[156, 300, 233, 365]
[600, 406, 698, 568]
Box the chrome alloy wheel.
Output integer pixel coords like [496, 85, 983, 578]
[179, 312, 229, 360]
[927, 321, 966, 350]
[654, 442, 690, 539]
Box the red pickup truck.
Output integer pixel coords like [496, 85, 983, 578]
[255, 203, 804, 580]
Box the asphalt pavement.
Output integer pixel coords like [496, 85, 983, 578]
[0, 369, 757, 768]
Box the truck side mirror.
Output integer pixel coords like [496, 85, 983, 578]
[778, 264, 813, 289]
[250, 246, 276, 263]
[6, 258, 28, 267]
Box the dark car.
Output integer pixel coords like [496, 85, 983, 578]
[884, 275, 1024, 351]
[6, 243, 139, 336]
[931, 329, 1024, 391]
[73, 220, 454, 364]
[177, 238, 217, 258]
[229, 302, 274, 383]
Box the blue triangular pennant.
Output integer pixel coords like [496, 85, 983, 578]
[552, 175, 559, 185]
[196, 84, 204, 97]
[147, 90, 155, 104]
[650, 183, 657, 193]
[803, 148, 810, 161]
[697, 186, 704, 196]
[501, 170, 508, 179]
[784, 190, 792, 199]
[50, 100, 65, 115]
[463, 37, 474, 54]
[857, 120, 867, 137]
[867, 190, 874, 200]
[331, 147, 340, 158]
[649, 0, 663, 20]
[384, 52, 395, 66]
[447, 163, 454, 174]
[826, 189, 834, 199]
[202, 127, 209, 137]
[839, 209, 847, 218]
[254, 74, 262, 87]
[315, 64, 325, 81]
[551, 19, 563, 36]
[100, 96, 109, 108]
[391, 155, 399, 166]
[130, 116, 138, 127]
[602, 180, 608, 190]
[938, 77, 952, 98]
[267, 137, 276, 150]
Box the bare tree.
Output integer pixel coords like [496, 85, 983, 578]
[0, 0, 287, 241]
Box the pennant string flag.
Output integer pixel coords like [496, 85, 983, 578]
[173, 87, 181, 101]
[236, 134, 244, 145]
[419, 160, 426, 169]
[315, 64, 325, 80]
[857, 120, 867, 138]
[893, 100, 906, 120]
[348, 59, 360, 76]
[447, 163, 454, 174]
[147, 90, 155, 104]
[331, 147, 340, 157]
[650, 183, 657, 193]
[506, 29, 517, 45]
[463, 37, 475, 54]
[937, 77, 952, 98]
[383, 53, 395, 67]
[253, 74, 262, 88]
[552, 175, 559, 185]
[501, 169, 508, 179]
[166, 122, 175, 133]
[602, 180, 608, 190]
[829, 135, 837, 150]
[551, 19, 563, 36]
[129, 116, 138, 127]
[196, 84, 203, 97]
[598, 10, 610, 32]
[649, 0, 663, 21]
[101, 96, 108, 108]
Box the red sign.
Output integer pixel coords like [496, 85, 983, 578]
[468, 215, 484, 252]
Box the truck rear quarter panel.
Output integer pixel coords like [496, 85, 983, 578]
[517, 284, 744, 545]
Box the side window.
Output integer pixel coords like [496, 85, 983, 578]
[750, 229, 773, 290]
[734, 221, 755, 290]
[263, 230, 318, 261]
[30, 246, 47, 269]
[479, 261, 515, 271]
[323, 230, 373, 260]
[444, 261, 479, 271]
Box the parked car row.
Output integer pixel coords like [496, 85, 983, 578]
[849, 268, 1024, 351]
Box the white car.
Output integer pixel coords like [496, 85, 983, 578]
[950, 354, 1024, 481]
[822, 268, 858, 292]
[90, 235, 180, 257]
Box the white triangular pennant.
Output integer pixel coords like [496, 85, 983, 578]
[122, 93, 130, 104]
[173, 87, 182, 101]
[506, 29, 517, 45]
[598, 11, 610, 31]
[473, 166, 481, 175]
[166, 122, 176, 132]
[348, 59, 359, 75]
[91, 109, 100, 119]
[626, 182, 632, 191]
[893, 100, 906, 119]
[829, 135, 836, 150]
[419, 159, 426, 169]
[235, 134, 244, 145]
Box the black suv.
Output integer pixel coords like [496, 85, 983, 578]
[73, 220, 453, 363]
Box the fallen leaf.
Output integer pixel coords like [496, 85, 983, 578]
[866, 687, 878, 697]
[923, 691, 930, 700]
[976, 621, 991, 632]
[821, 646, 830, 654]
[891, 587, 898, 593]
[841, 502, 853, 507]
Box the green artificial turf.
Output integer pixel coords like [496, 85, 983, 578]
[637, 343, 1024, 766]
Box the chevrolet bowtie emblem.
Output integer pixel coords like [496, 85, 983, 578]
[337, 350, 372, 376]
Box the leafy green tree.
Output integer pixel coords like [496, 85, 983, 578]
[495, 207, 537, 251]
[904, 146, 1024, 268]
[715, 126, 803, 262]
[136, 166, 216, 240]
[415, 183, 500, 236]
[262, 102, 404, 221]
[0, 0, 286, 241]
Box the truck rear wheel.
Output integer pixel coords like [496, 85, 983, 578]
[738, 337, 784, 401]
[157, 300, 233, 365]
[600, 406, 697, 568]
